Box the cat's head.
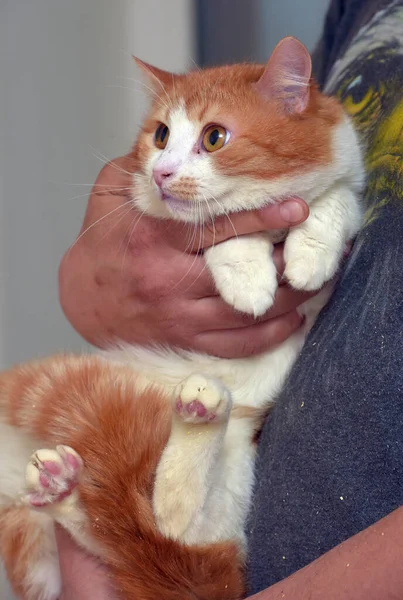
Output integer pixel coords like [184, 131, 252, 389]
[132, 37, 343, 223]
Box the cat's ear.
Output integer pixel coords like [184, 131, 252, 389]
[254, 37, 312, 114]
[133, 57, 174, 90]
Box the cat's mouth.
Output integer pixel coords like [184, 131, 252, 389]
[161, 192, 201, 219]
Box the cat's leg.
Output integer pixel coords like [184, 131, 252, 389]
[0, 423, 62, 600]
[284, 185, 362, 291]
[0, 506, 59, 600]
[22, 445, 96, 554]
[24, 445, 83, 508]
[1, 444, 95, 600]
[153, 374, 232, 542]
[204, 232, 277, 317]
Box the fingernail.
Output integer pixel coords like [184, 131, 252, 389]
[279, 200, 305, 224]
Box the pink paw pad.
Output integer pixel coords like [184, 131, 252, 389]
[176, 398, 210, 418]
[175, 398, 217, 423]
[24, 445, 83, 508]
[174, 375, 231, 425]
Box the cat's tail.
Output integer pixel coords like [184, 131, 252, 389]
[0, 354, 244, 599]
[105, 524, 244, 600]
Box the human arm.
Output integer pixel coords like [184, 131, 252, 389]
[248, 506, 403, 600]
[59, 156, 312, 359]
[56, 506, 403, 600]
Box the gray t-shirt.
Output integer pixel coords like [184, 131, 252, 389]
[247, 0, 403, 593]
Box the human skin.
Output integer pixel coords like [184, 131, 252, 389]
[249, 506, 403, 600]
[59, 156, 313, 359]
[56, 527, 116, 600]
[57, 508, 403, 599]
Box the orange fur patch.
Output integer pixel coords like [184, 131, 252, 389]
[168, 177, 198, 200]
[133, 63, 343, 183]
[0, 356, 244, 599]
[0, 507, 53, 600]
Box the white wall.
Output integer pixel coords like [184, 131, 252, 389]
[197, 0, 328, 66]
[1, 0, 194, 369]
[257, 0, 329, 55]
[1, 0, 194, 597]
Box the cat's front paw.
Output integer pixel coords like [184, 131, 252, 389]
[205, 234, 277, 317]
[174, 374, 232, 424]
[217, 262, 278, 317]
[23, 445, 83, 508]
[284, 233, 341, 291]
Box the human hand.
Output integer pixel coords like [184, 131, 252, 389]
[59, 155, 313, 358]
[56, 527, 116, 600]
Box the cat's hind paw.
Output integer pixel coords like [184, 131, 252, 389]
[23, 445, 83, 508]
[174, 374, 232, 424]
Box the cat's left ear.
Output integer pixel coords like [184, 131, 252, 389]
[133, 56, 175, 90]
[254, 37, 312, 114]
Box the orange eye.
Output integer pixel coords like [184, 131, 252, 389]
[202, 125, 229, 152]
[154, 123, 169, 149]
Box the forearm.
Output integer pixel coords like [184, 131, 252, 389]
[250, 506, 403, 600]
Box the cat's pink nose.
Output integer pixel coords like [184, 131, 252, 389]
[153, 167, 175, 188]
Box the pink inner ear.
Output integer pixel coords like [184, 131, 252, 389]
[254, 37, 312, 114]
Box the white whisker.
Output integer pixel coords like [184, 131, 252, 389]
[64, 187, 132, 202]
[89, 148, 132, 176]
[207, 193, 239, 241]
[188, 56, 201, 71]
[119, 208, 147, 273]
[118, 76, 170, 110]
[96, 206, 135, 247]
[67, 201, 133, 255]
[167, 202, 205, 295]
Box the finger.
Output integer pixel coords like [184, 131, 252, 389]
[56, 527, 115, 600]
[194, 287, 314, 330]
[170, 198, 309, 252]
[132, 252, 218, 301]
[194, 310, 304, 358]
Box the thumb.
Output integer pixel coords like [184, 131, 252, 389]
[172, 197, 309, 252]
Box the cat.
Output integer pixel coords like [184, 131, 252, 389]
[0, 37, 364, 600]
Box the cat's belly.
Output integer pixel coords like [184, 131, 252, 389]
[103, 320, 308, 410]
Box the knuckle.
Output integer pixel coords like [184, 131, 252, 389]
[238, 338, 265, 357]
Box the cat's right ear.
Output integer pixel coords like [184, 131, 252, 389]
[133, 57, 174, 91]
[253, 37, 312, 114]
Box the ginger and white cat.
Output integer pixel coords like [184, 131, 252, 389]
[0, 38, 364, 600]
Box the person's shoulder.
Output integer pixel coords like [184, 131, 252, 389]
[313, 0, 398, 87]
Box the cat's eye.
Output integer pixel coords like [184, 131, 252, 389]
[202, 125, 229, 152]
[154, 123, 170, 149]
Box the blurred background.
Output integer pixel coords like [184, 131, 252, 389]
[0, 0, 328, 591]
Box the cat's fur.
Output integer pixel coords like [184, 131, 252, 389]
[0, 38, 364, 600]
